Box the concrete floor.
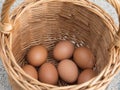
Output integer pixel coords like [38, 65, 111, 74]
[0, 0, 120, 90]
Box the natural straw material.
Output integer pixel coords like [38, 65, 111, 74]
[0, 0, 120, 90]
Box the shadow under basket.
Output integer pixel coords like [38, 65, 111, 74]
[0, 0, 120, 90]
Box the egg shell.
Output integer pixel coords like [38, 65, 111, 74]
[38, 63, 58, 85]
[77, 69, 96, 84]
[73, 47, 95, 69]
[27, 45, 48, 67]
[22, 64, 38, 79]
[58, 59, 79, 83]
[53, 40, 74, 61]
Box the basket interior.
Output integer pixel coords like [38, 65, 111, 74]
[11, 1, 113, 86]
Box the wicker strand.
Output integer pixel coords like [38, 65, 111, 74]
[107, 0, 120, 49]
[0, 22, 12, 34]
[0, 0, 15, 33]
[0, 0, 120, 33]
[107, 0, 120, 29]
[1, 0, 15, 23]
[107, 0, 120, 31]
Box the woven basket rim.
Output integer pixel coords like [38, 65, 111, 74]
[0, 0, 120, 90]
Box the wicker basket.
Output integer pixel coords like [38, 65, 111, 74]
[0, 0, 120, 90]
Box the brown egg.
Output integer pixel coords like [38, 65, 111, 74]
[22, 64, 38, 79]
[58, 59, 78, 83]
[38, 63, 58, 85]
[77, 69, 96, 84]
[27, 45, 48, 67]
[53, 40, 74, 61]
[73, 47, 95, 69]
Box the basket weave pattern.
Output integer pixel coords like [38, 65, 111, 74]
[0, 0, 120, 90]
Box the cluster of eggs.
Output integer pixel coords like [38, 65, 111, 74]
[22, 40, 97, 85]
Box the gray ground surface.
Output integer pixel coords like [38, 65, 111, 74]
[0, 0, 119, 90]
